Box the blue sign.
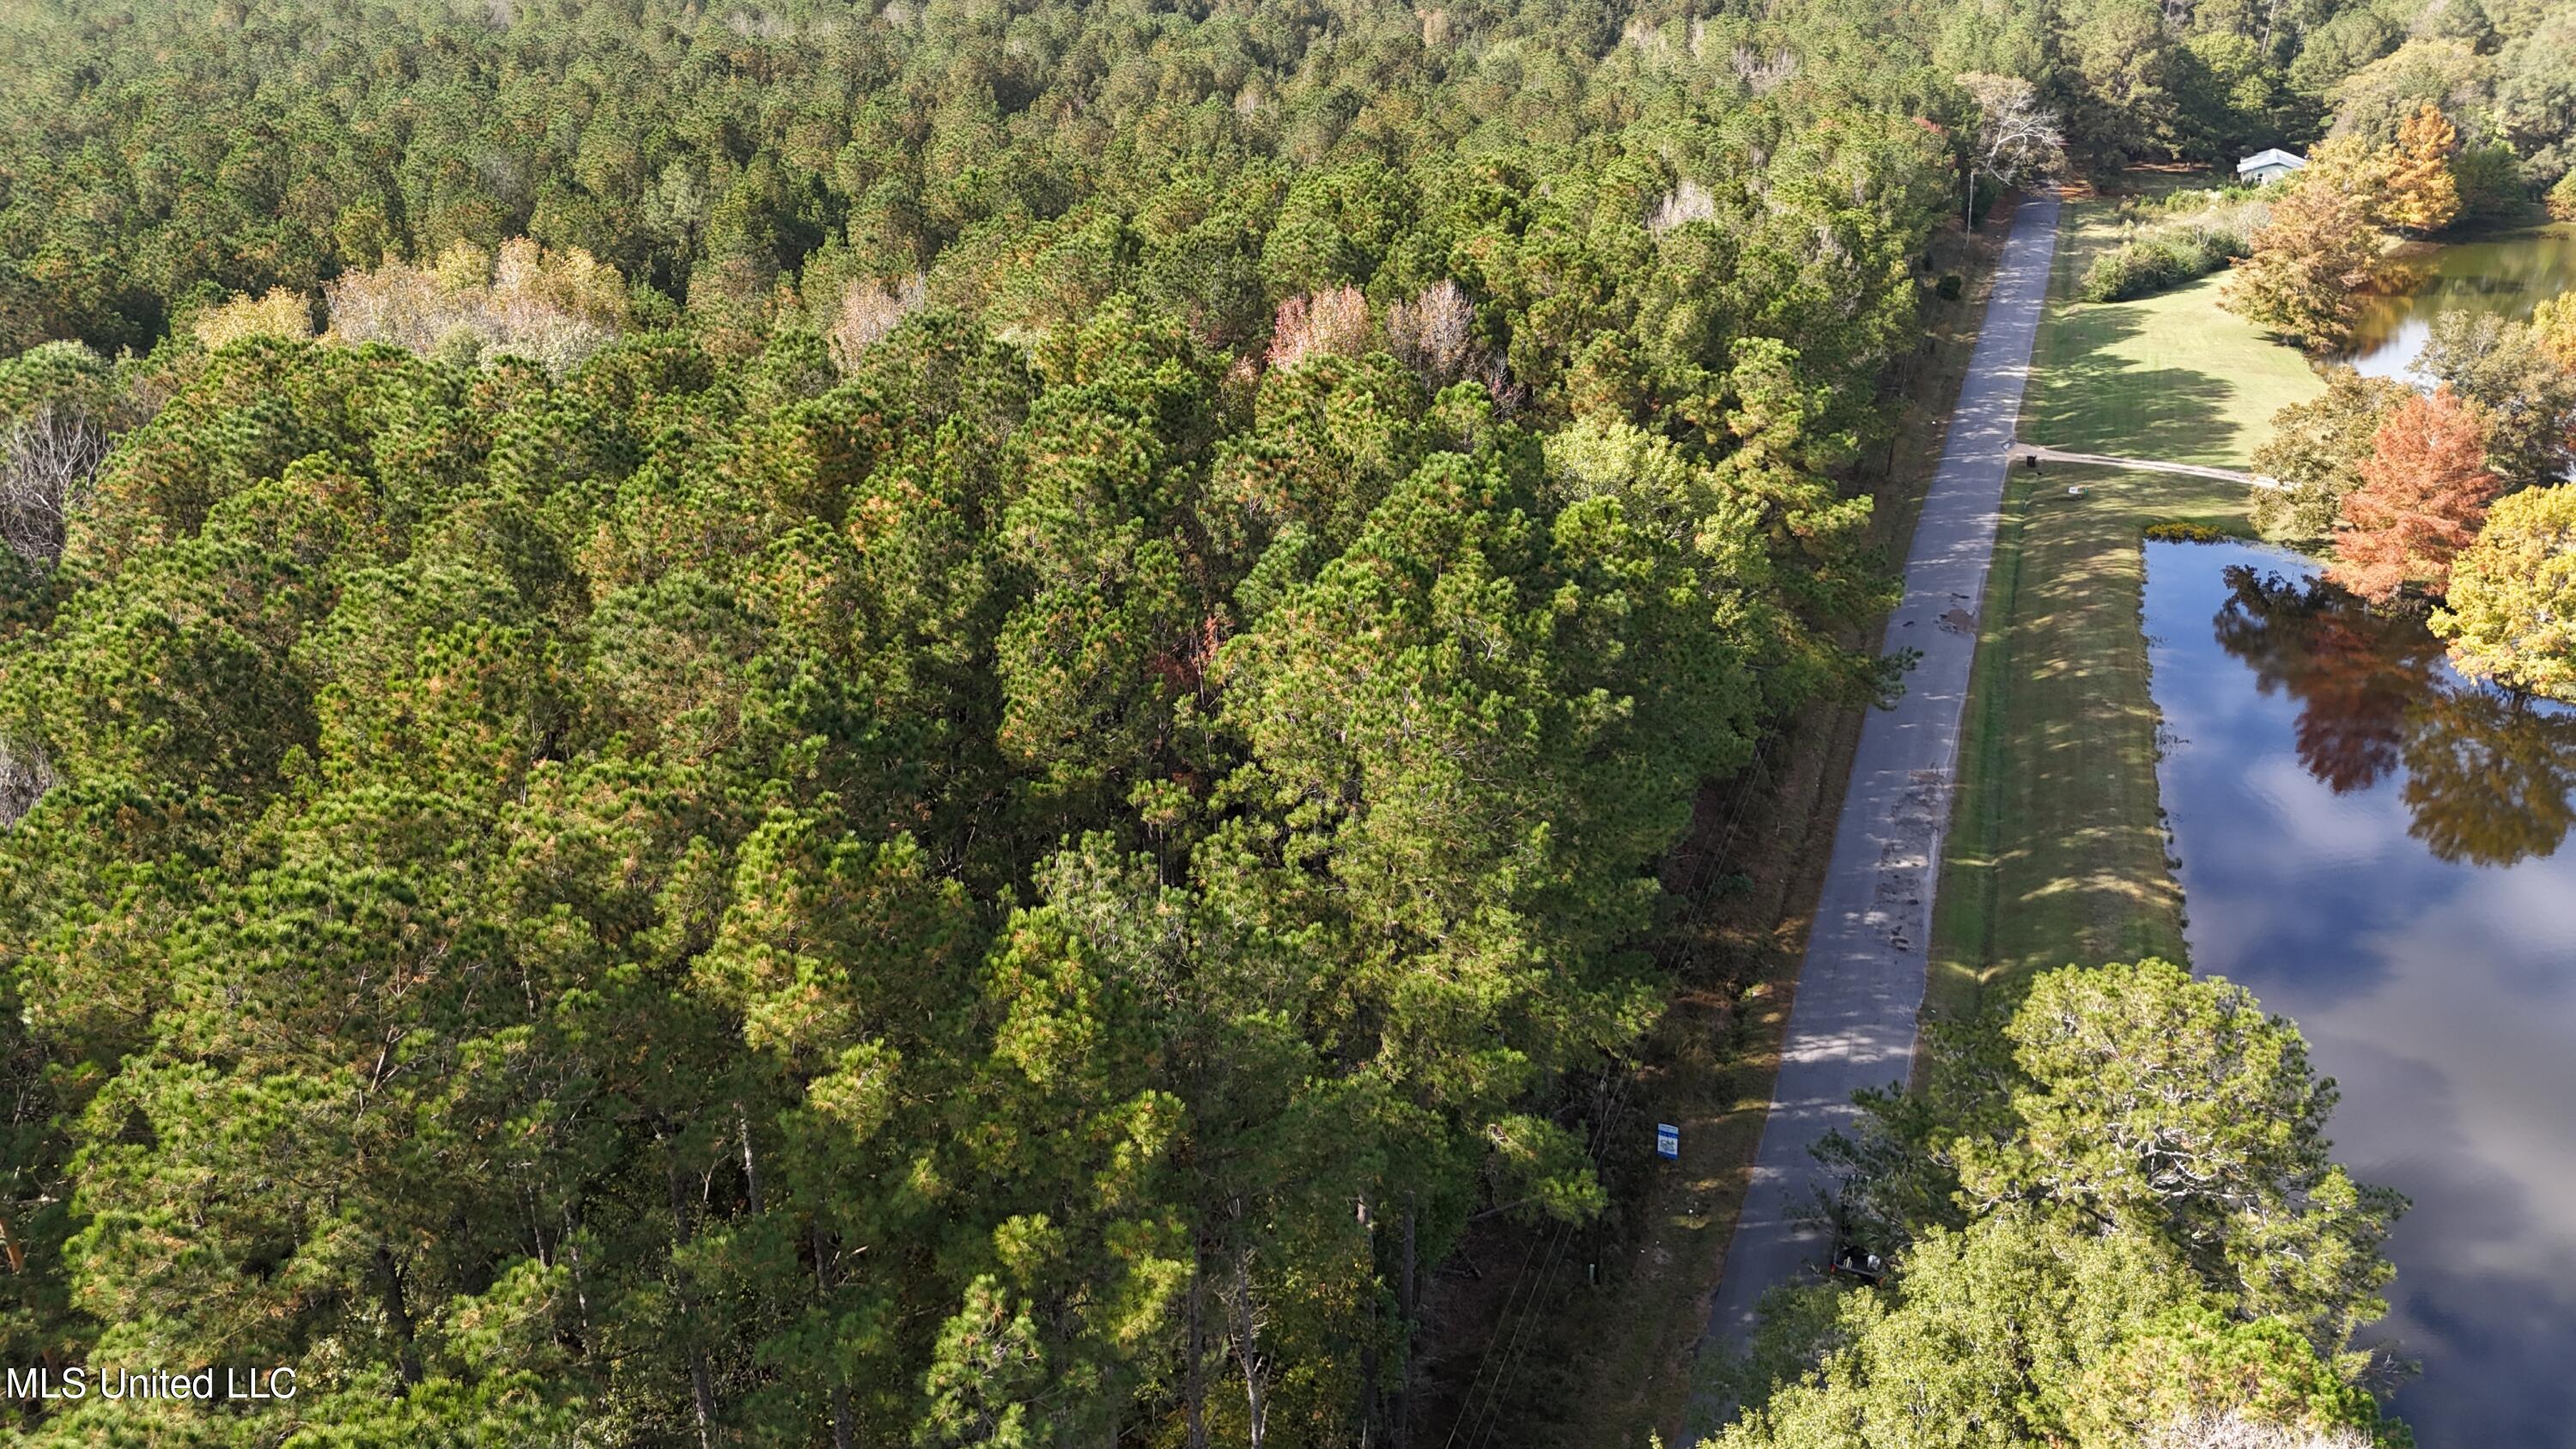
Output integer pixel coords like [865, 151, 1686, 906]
[1655, 1123, 1680, 1160]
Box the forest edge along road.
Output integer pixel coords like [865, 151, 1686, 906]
[1695, 188, 2061, 1361]
[1696, 182, 2063, 1366]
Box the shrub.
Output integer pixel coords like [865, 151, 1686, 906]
[2144, 520, 2231, 542]
[191, 287, 315, 350]
[1935, 273, 1964, 301]
[2166, 205, 2263, 263]
[2081, 240, 2196, 301]
[2116, 183, 2264, 218]
[2550, 171, 2576, 222]
[2080, 199, 2264, 302]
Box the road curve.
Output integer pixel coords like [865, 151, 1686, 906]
[1696, 190, 2062, 1360]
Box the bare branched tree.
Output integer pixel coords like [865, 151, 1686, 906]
[1958, 72, 2066, 231]
[0, 736, 57, 831]
[326, 238, 627, 374]
[1262, 285, 1370, 371]
[1648, 177, 1717, 234]
[826, 272, 928, 371]
[1729, 46, 1798, 94]
[0, 403, 106, 569]
[1468, 348, 1525, 417]
[1386, 279, 1475, 383]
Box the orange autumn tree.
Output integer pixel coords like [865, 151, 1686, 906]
[2329, 387, 2500, 603]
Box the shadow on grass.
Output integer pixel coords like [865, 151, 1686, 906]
[2027, 301, 2251, 466]
[1928, 472, 2233, 1019]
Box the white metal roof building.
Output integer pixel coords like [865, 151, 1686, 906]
[2237, 148, 2308, 184]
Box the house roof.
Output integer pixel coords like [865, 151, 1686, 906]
[2237, 148, 2307, 174]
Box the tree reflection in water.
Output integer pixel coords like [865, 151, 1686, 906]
[2212, 564, 2576, 866]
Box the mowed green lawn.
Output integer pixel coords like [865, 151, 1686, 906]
[2020, 203, 2323, 463]
[1926, 189, 2324, 1019]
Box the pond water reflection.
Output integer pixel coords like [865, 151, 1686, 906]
[2145, 539, 2576, 1446]
[2341, 227, 2576, 382]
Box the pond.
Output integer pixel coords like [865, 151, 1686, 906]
[2341, 225, 2576, 382]
[2143, 539, 2576, 1445]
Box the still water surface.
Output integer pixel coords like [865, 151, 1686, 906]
[2341, 226, 2576, 381]
[2144, 540, 2576, 1446]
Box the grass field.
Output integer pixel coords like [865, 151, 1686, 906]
[2019, 199, 2322, 464]
[1924, 184, 2325, 1020]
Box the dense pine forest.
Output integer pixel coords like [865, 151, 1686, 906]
[0, 0, 2567, 1441]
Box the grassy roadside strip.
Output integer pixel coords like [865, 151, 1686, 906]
[1924, 179, 2324, 1022]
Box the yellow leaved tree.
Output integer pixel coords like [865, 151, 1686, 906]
[2381, 104, 2462, 235]
[2434, 484, 2576, 701]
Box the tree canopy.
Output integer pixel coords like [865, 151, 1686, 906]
[0, 0, 1960, 1415]
[2434, 483, 2576, 700]
[1, 0, 2550, 1438]
[1715, 961, 2409, 1449]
